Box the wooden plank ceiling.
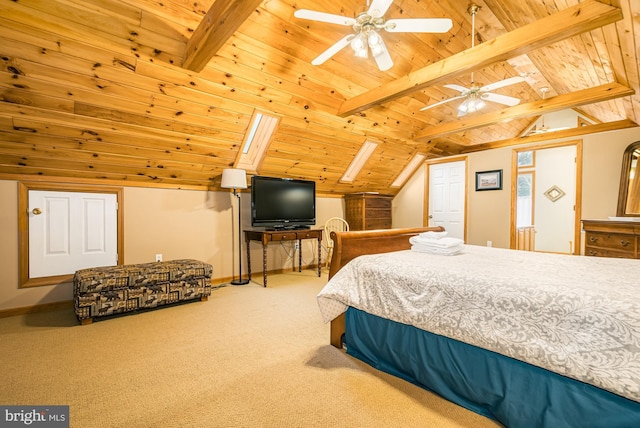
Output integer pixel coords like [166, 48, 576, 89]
[0, 0, 638, 195]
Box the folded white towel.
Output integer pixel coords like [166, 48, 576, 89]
[410, 235, 464, 248]
[419, 231, 448, 239]
[411, 244, 464, 255]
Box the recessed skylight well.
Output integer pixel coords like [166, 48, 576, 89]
[235, 110, 280, 174]
[340, 140, 378, 183]
[392, 153, 427, 187]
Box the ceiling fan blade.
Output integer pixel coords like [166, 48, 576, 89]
[294, 9, 356, 26]
[482, 92, 522, 107]
[443, 84, 470, 94]
[480, 76, 525, 92]
[385, 18, 453, 33]
[311, 35, 353, 65]
[373, 38, 393, 71]
[420, 95, 466, 111]
[368, 0, 394, 18]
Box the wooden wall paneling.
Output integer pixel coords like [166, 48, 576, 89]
[0, 0, 181, 64]
[0, 132, 234, 169]
[130, 0, 208, 29]
[0, 17, 140, 68]
[0, 85, 75, 113]
[33, 0, 188, 57]
[0, 54, 251, 134]
[613, 0, 640, 123]
[3, 104, 243, 160]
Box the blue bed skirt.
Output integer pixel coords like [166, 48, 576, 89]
[345, 307, 640, 428]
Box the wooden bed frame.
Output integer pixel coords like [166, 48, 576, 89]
[327, 226, 444, 348]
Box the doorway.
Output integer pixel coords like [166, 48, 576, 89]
[19, 182, 124, 288]
[426, 157, 467, 240]
[511, 141, 582, 254]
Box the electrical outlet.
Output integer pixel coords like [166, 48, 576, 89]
[486, 241, 492, 248]
[294, 242, 299, 250]
[155, 253, 163, 262]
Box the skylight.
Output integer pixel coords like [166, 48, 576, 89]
[340, 140, 378, 183]
[391, 153, 427, 188]
[235, 110, 280, 174]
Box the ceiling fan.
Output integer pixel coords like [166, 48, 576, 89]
[526, 88, 572, 135]
[420, 4, 524, 116]
[294, 0, 452, 71]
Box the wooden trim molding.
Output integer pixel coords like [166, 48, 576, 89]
[18, 181, 125, 288]
[0, 300, 73, 319]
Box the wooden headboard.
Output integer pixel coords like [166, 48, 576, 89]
[326, 226, 445, 347]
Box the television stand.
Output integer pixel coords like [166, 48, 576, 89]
[244, 229, 322, 287]
[267, 225, 310, 231]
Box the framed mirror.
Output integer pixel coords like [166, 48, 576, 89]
[617, 141, 640, 216]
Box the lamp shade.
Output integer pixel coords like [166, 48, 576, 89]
[221, 168, 247, 189]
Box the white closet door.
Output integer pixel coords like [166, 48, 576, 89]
[428, 161, 466, 240]
[29, 190, 118, 278]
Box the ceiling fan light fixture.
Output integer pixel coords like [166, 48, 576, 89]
[367, 30, 384, 56]
[351, 32, 368, 58]
[458, 93, 485, 115]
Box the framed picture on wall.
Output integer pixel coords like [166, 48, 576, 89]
[475, 169, 503, 191]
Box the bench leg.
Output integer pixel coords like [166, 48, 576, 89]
[80, 318, 93, 326]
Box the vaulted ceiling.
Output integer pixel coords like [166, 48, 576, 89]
[0, 0, 638, 195]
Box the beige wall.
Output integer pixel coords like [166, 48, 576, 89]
[394, 127, 640, 248]
[0, 182, 343, 311]
[392, 165, 426, 228]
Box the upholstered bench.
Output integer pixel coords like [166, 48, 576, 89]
[74, 259, 212, 325]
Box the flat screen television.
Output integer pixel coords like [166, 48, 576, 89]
[251, 176, 316, 230]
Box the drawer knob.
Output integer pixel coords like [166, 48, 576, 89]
[589, 236, 598, 243]
[588, 250, 598, 256]
[621, 240, 630, 247]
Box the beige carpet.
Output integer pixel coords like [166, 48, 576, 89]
[0, 270, 501, 428]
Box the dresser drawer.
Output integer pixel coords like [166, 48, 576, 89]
[584, 246, 635, 259]
[365, 218, 392, 230]
[585, 232, 636, 252]
[365, 198, 392, 209]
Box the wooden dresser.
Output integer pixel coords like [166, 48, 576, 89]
[582, 219, 640, 259]
[344, 193, 393, 231]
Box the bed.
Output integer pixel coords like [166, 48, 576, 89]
[319, 227, 640, 428]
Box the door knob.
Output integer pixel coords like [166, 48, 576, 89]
[32, 208, 42, 215]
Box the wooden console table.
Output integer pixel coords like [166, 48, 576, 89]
[244, 229, 322, 287]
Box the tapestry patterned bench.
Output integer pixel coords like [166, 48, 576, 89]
[74, 259, 212, 325]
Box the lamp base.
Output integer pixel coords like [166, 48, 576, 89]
[230, 278, 250, 286]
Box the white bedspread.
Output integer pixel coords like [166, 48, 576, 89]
[317, 245, 640, 402]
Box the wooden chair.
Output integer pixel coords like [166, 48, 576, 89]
[323, 217, 349, 270]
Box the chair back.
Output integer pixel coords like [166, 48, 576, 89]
[323, 217, 349, 270]
[324, 217, 349, 248]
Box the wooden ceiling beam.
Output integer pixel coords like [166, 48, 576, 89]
[337, 0, 623, 117]
[460, 120, 638, 153]
[182, 0, 263, 72]
[414, 82, 635, 142]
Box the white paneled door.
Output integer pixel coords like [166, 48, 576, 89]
[428, 161, 466, 240]
[29, 190, 118, 278]
[534, 145, 577, 253]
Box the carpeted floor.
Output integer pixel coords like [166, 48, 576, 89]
[0, 270, 501, 428]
